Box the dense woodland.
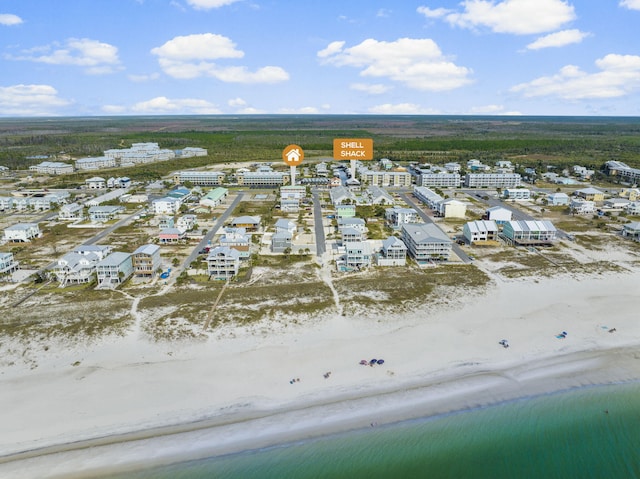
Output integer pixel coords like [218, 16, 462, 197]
[1, 115, 640, 182]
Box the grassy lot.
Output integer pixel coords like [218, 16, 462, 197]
[334, 264, 490, 316]
[0, 289, 132, 342]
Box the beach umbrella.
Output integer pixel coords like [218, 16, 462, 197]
[377, 359, 385, 365]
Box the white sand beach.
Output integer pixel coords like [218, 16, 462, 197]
[1, 269, 640, 478]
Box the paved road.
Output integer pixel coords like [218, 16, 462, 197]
[82, 207, 147, 246]
[400, 193, 472, 264]
[175, 191, 245, 278]
[311, 188, 326, 257]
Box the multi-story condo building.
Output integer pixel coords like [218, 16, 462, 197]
[464, 173, 522, 188]
[604, 161, 640, 184]
[174, 170, 225, 186]
[29, 161, 74, 175]
[413, 186, 443, 209]
[358, 167, 412, 187]
[75, 156, 117, 170]
[419, 172, 462, 188]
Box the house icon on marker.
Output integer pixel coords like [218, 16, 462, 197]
[286, 148, 301, 163]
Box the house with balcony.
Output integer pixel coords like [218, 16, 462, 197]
[88, 205, 124, 223]
[85, 177, 106, 189]
[152, 197, 181, 215]
[207, 246, 241, 280]
[177, 214, 198, 231]
[4, 223, 40, 242]
[570, 198, 596, 215]
[96, 252, 133, 289]
[51, 251, 100, 287]
[0, 252, 19, 277]
[131, 244, 161, 277]
[271, 231, 293, 253]
[230, 216, 260, 232]
[219, 227, 251, 258]
[385, 207, 418, 230]
[503, 188, 531, 200]
[275, 219, 296, 235]
[337, 217, 366, 233]
[401, 223, 453, 263]
[462, 220, 499, 245]
[158, 228, 186, 244]
[58, 203, 84, 221]
[547, 192, 569, 206]
[622, 222, 640, 241]
[344, 241, 372, 269]
[501, 220, 557, 246]
[377, 236, 407, 266]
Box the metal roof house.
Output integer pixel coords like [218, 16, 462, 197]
[463, 220, 499, 244]
[501, 220, 557, 246]
[51, 251, 100, 287]
[132, 244, 161, 277]
[401, 223, 453, 263]
[206, 246, 241, 280]
[4, 223, 40, 242]
[199, 187, 228, 208]
[378, 236, 407, 266]
[96, 252, 133, 289]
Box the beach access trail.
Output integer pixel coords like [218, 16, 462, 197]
[1, 270, 640, 478]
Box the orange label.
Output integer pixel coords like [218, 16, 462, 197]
[333, 138, 373, 160]
[282, 144, 304, 166]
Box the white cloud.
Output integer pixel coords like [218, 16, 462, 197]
[419, 0, 576, 35]
[319, 38, 472, 91]
[228, 97, 247, 107]
[350, 83, 391, 94]
[468, 104, 522, 115]
[510, 54, 640, 100]
[0, 13, 23, 25]
[236, 107, 266, 114]
[102, 104, 127, 114]
[376, 8, 392, 18]
[152, 33, 289, 83]
[526, 29, 590, 50]
[278, 106, 320, 114]
[186, 0, 241, 9]
[7, 38, 121, 74]
[368, 103, 440, 114]
[131, 96, 222, 114]
[620, 0, 640, 10]
[128, 73, 160, 82]
[416, 6, 451, 18]
[0, 84, 70, 116]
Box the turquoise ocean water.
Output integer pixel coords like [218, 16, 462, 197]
[114, 382, 640, 479]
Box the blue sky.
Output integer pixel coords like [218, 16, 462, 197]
[1, 0, 640, 117]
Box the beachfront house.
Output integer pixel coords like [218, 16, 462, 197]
[401, 223, 453, 263]
[0, 252, 19, 277]
[271, 231, 293, 253]
[377, 236, 407, 266]
[51, 251, 100, 287]
[501, 220, 557, 246]
[131, 244, 161, 277]
[462, 220, 499, 245]
[622, 222, 640, 241]
[96, 252, 133, 289]
[3, 223, 40, 242]
[344, 241, 372, 269]
[206, 246, 241, 280]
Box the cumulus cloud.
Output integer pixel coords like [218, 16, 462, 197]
[510, 54, 640, 100]
[0, 84, 71, 116]
[131, 96, 222, 114]
[278, 106, 320, 114]
[368, 103, 440, 114]
[318, 37, 472, 91]
[0, 13, 23, 25]
[151, 33, 289, 83]
[350, 83, 392, 94]
[186, 0, 241, 9]
[228, 97, 247, 108]
[620, 0, 640, 10]
[128, 73, 160, 82]
[418, 0, 576, 35]
[526, 29, 590, 50]
[7, 38, 121, 74]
